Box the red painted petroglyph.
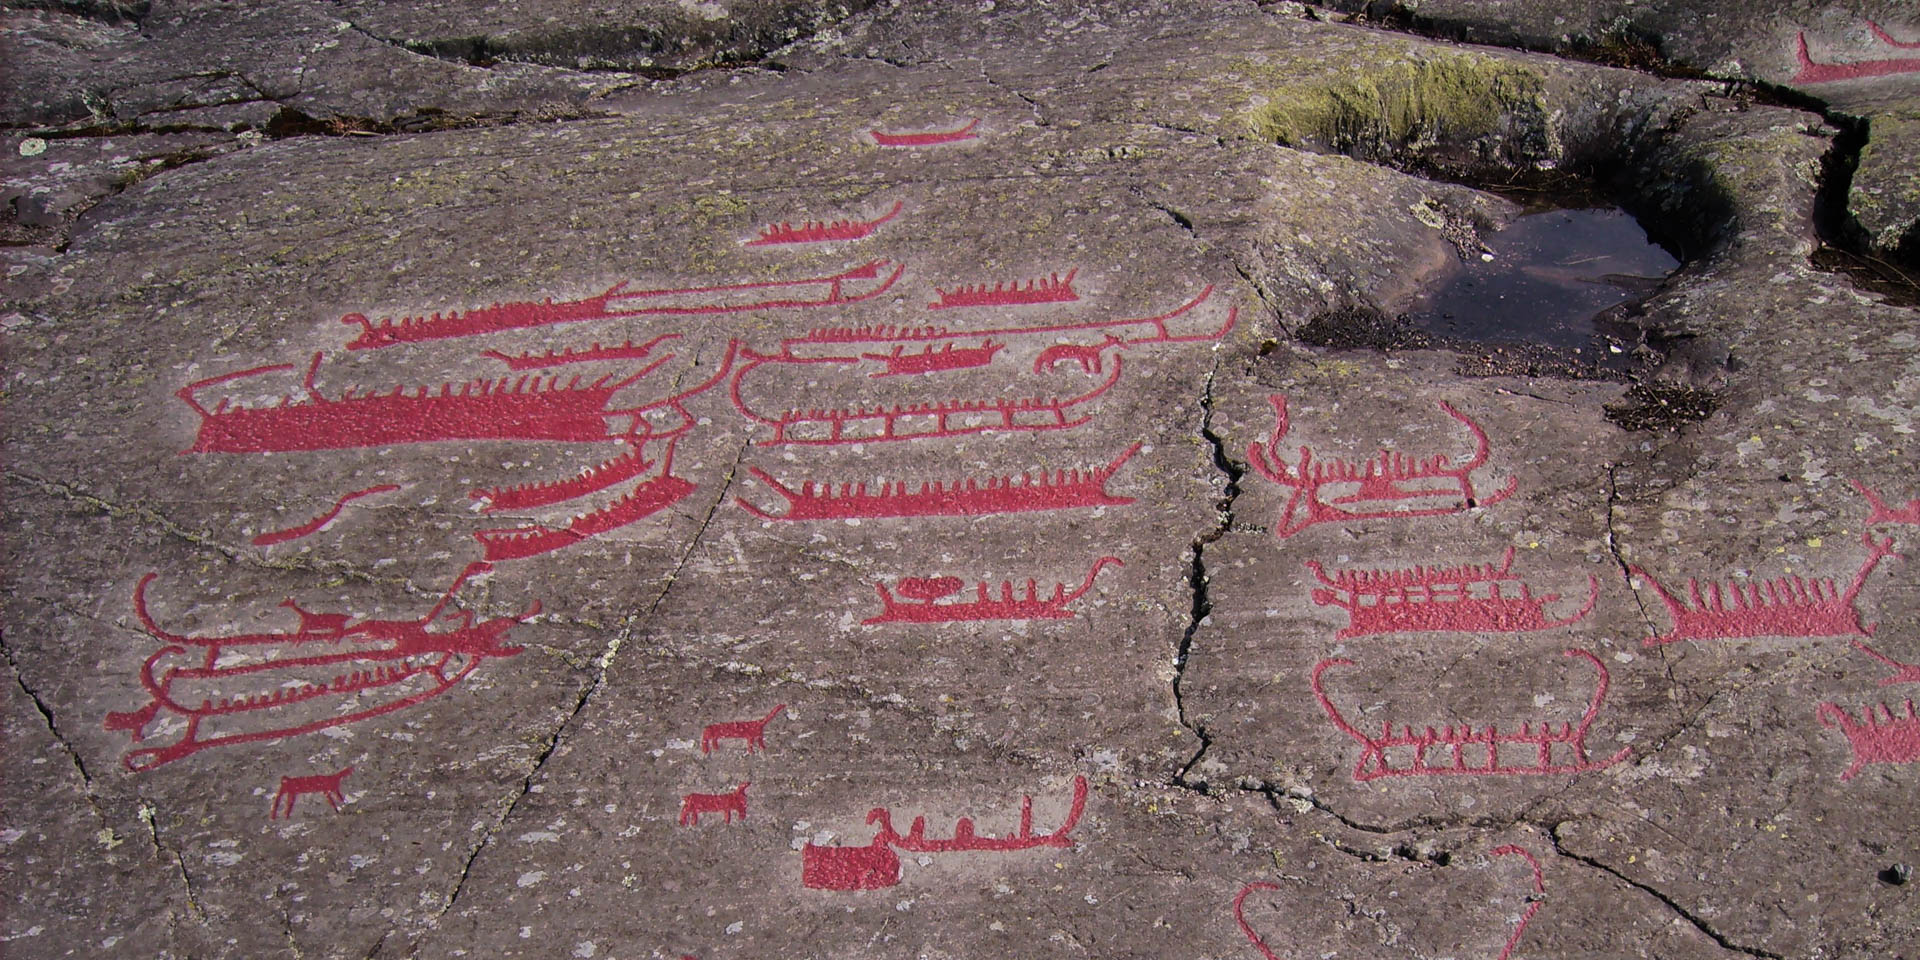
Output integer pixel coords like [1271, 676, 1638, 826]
[801, 776, 1087, 891]
[747, 200, 904, 246]
[251, 483, 401, 546]
[680, 782, 750, 826]
[1870, 20, 1920, 49]
[1234, 845, 1543, 960]
[179, 352, 665, 453]
[471, 443, 656, 513]
[730, 287, 1233, 445]
[340, 260, 904, 349]
[106, 563, 535, 771]
[1817, 699, 1920, 779]
[928, 270, 1079, 310]
[802, 838, 902, 891]
[474, 442, 697, 561]
[746, 362, 1124, 445]
[480, 333, 680, 370]
[1306, 547, 1598, 639]
[1792, 32, 1920, 83]
[700, 704, 786, 755]
[1853, 479, 1920, 526]
[270, 766, 352, 819]
[1631, 532, 1899, 647]
[1311, 649, 1630, 781]
[1852, 641, 1920, 686]
[737, 442, 1140, 521]
[871, 118, 979, 147]
[1247, 396, 1517, 538]
[864, 556, 1122, 625]
[862, 341, 1006, 378]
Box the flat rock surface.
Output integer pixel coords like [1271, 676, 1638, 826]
[4, 2, 1917, 959]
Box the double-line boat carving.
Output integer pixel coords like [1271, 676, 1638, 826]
[106, 563, 534, 771]
[339, 260, 905, 349]
[729, 286, 1233, 446]
[1310, 649, 1630, 782]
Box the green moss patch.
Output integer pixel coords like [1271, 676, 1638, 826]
[1249, 53, 1548, 164]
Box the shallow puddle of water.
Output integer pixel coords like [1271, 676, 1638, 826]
[1408, 207, 1678, 349]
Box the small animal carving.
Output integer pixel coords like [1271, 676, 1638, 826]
[680, 782, 750, 826]
[270, 766, 352, 819]
[701, 704, 787, 755]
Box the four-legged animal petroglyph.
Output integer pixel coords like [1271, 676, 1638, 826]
[270, 766, 353, 819]
[700, 705, 787, 755]
[680, 782, 751, 826]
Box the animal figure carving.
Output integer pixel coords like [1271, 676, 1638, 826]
[270, 766, 352, 819]
[1817, 699, 1920, 780]
[680, 782, 751, 826]
[1247, 395, 1516, 538]
[1630, 532, 1899, 646]
[700, 705, 787, 755]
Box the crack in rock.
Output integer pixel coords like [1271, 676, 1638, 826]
[1171, 360, 1244, 791]
[1548, 821, 1786, 959]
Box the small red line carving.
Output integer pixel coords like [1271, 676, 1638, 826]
[179, 352, 665, 453]
[1852, 640, 1920, 686]
[479, 333, 680, 370]
[473, 442, 696, 561]
[1306, 547, 1598, 639]
[1792, 32, 1920, 83]
[801, 775, 1087, 890]
[928, 270, 1079, 310]
[1310, 649, 1631, 782]
[1817, 699, 1919, 780]
[737, 442, 1140, 521]
[864, 556, 1122, 625]
[871, 118, 979, 147]
[1630, 532, 1900, 647]
[1491, 846, 1546, 960]
[729, 287, 1234, 445]
[340, 260, 905, 349]
[679, 782, 750, 826]
[105, 562, 536, 772]
[747, 200, 904, 246]
[1869, 20, 1920, 49]
[700, 704, 786, 755]
[252, 484, 401, 546]
[1233, 846, 1544, 960]
[861, 340, 1005, 378]
[1852, 478, 1920, 526]
[1246, 395, 1517, 539]
[270, 765, 352, 819]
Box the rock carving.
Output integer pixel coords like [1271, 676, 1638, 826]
[801, 775, 1087, 890]
[1247, 396, 1517, 538]
[737, 443, 1140, 520]
[680, 782, 750, 826]
[107, 563, 533, 771]
[870, 118, 979, 147]
[700, 704, 787, 755]
[747, 200, 903, 246]
[1817, 699, 1920, 779]
[863, 556, 1122, 625]
[1310, 649, 1630, 781]
[251, 483, 401, 546]
[270, 766, 352, 819]
[1630, 532, 1899, 647]
[1306, 547, 1598, 639]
